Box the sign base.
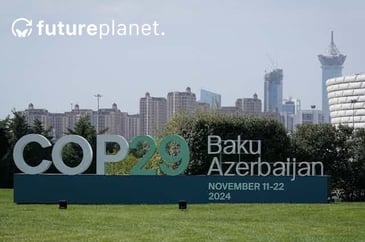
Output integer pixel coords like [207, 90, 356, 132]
[14, 174, 329, 204]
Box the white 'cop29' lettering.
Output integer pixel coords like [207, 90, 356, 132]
[13, 134, 129, 175]
[13, 134, 190, 176]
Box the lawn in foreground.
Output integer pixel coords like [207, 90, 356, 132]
[0, 189, 364, 241]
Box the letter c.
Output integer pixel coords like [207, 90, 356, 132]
[13, 134, 52, 174]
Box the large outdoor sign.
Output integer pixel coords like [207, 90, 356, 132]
[13, 134, 329, 204]
[13, 134, 189, 176]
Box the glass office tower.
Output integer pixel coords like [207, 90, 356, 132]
[264, 69, 283, 113]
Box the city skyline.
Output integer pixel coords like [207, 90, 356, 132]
[14, 87, 272, 141]
[18, 85, 319, 140]
[1, 1, 365, 119]
[18, 87, 264, 115]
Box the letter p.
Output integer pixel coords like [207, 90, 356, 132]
[96, 135, 129, 174]
[99, 24, 109, 39]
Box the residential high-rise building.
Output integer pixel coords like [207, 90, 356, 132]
[235, 93, 262, 115]
[48, 113, 66, 140]
[264, 69, 283, 113]
[96, 103, 128, 136]
[64, 104, 93, 131]
[126, 114, 140, 141]
[200, 89, 221, 109]
[22, 104, 67, 140]
[20, 103, 140, 140]
[22, 103, 49, 128]
[140, 92, 167, 137]
[167, 87, 197, 120]
[318, 31, 346, 123]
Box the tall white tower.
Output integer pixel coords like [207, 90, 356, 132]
[318, 31, 346, 123]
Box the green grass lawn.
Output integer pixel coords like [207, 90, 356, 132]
[0, 189, 364, 241]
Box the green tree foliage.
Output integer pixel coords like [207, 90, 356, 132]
[0, 113, 31, 187]
[105, 138, 161, 175]
[162, 111, 290, 175]
[30, 119, 52, 138]
[343, 129, 365, 201]
[64, 116, 98, 173]
[105, 154, 138, 175]
[0, 113, 54, 187]
[0, 118, 11, 187]
[105, 153, 161, 175]
[0, 118, 10, 160]
[294, 124, 365, 201]
[23, 119, 53, 171]
[293, 124, 338, 177]
[8, 112, 29, 144]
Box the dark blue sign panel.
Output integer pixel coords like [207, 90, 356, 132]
[14, 174, 329, 204]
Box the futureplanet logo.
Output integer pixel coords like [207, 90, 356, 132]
[11, 18, 165, 39]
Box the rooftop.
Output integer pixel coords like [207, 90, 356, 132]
[318, 31, 346, 66]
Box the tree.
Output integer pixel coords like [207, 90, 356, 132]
[348, 128, 365, 200]
[0, 118, 10, 160]
[293, 124, 365, 201]
[293, 124, 338, 177]
[30, 119, 52, 139]
[0, 118, 11, 187]
[24, 119, 54, 172]
[106, 136, 162, 175]
[63, 116, 98, 173]
[0, 113, 55, 187]
[162, 111, 290, 175]
[0, 112, 31, 187]
[8, 112, 30, 144]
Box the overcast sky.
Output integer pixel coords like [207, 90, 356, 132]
[1, 0, 364, 118]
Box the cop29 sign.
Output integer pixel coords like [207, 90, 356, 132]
[13, 134, 189, 176]
[13, 134, 329, 204]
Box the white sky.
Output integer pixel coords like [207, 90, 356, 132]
[1, 0, 364, 118]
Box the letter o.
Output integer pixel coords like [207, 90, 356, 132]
[52, 135, 93, 175]
[13, 134, 52, 174]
